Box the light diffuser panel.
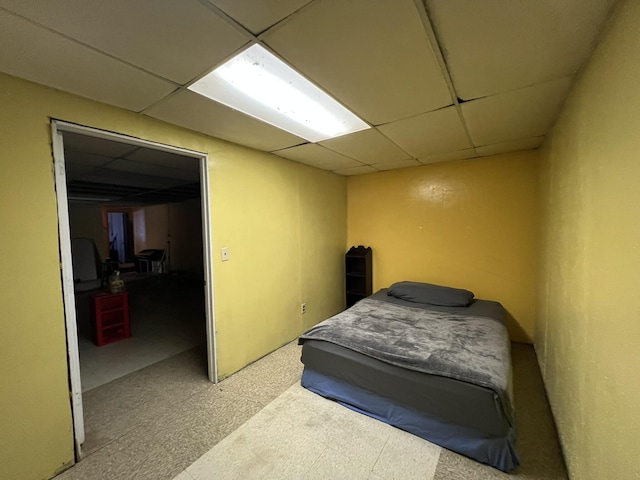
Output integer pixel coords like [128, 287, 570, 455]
[188, 44, 370, 142]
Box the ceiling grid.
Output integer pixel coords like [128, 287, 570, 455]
[0, 0, 619, 175]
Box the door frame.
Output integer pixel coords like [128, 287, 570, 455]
[103, 207, 135, 262]
[51, 119, 218, 456]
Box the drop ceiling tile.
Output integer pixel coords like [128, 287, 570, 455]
[109, 159, 199, 182]
[80, 169, 184, 189]
[372, 159, 421, 171]
[0, 11, 176, 111]
[273, 144, 362, 171]
[462, 77, 572, 146]
[0, 0, 250, 84]
[63, 151, 117, 168]
[426, 0, 617, 99]
[476, 137, 544, 157]
[63, 132, 139, 158]
[208, 0, 313, 35]
[378, 106, 471, 158]
[64, 163, 96, 182]
[334, 165, 377, 176]
[125, 149, 200, 172]
[319, 129, 410, 165]
[144, 90, 305, 152]
[418, 148, 476, 165]
[262, 0, 452, 125]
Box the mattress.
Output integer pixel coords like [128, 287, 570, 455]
[299, 289, 519, 472]
[301, 339, 511, 437]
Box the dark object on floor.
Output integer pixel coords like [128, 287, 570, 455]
[90, 291, 131, 346]
[135, 249, 166, 274]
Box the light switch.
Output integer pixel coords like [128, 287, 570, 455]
[221, 247, 229, 262]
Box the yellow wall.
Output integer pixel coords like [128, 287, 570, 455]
[168, 199, 204, 274]
[0, 73, 346, 480]
[347, 152, 539, 343]
[536, 1, 640, 478]
[135, 204, 170, 253]
[135, 200, 204, 274]
[69, 204, 107, 256]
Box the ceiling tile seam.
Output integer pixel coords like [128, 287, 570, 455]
[369, 126, 422, 163]
[461, 75, 577, 105]
[415, 149, 474, 164]
[473, 136, 544, 149]
[138, 0, 262, 115]
[0, 6, 181, 95]
[374, 103, 455, 128]
[314, 144, 380, 167]
[410, 1, 459, 108]
[109, 160, 199, 176]
[192, 2, 340, 109]
[317, 145, 369, 168]
[185, 39, 253, 82]
[137, 65, 228, 116]
[99, 149, 144, 162]
[369, 107, 464, 164]
[256, 0, 321, 40]
[126, 185, 195, 200]
[196, 0, 258, 42]
[412, 0, 478, 157]
[140, 38, 284, 116]
[121, 146, 142, 158]
[64, 145, 139, 160]
[269, 141, 310, 154]
[563, 1, 620, 100]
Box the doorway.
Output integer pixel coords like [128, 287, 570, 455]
[51, 120, 217, 457]
[107, 212, 131, 263]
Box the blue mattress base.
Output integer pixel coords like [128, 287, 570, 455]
[301, 368, 519, 473]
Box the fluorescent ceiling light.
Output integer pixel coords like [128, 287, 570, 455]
[188, 44, 370, 143]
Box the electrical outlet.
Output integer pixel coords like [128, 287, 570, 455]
[221, 247, 229, 262]
[301, 303, 306, 314]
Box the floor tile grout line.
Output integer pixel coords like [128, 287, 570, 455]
[370, 430, 392, 478]
[305, 444, 330, 474]
[157, 360, 303, 472]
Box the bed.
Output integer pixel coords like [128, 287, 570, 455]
[298, 281, 519, 472]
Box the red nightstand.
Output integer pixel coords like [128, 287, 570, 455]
[90, 291, 131, 346]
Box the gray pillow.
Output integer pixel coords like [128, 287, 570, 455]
[387, 281, 474, 307]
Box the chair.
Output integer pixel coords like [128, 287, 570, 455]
[135, 249, 166, 274]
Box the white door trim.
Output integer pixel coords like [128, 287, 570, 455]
[198, 149, 218, 383]
[51, 119, 218, 455]
[52, 122, 85, 450]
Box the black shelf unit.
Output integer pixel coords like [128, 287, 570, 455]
[345, 246, 372, 308]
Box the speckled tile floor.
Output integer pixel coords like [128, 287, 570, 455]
[174, 382, 441, 480]
[55, 342, 568, 480]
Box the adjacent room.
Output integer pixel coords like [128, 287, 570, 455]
[60, 131, 210, 454]
[64, 132, 207, 391]
[0, 1, 638, 480]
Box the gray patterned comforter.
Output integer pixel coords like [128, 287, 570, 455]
[299, 298, 513, 408]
